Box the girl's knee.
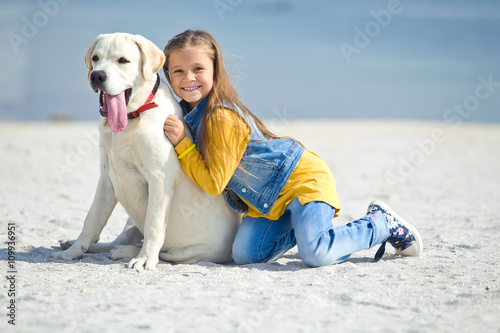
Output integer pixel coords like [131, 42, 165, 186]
[232, 235, 263, 265]
[232, 243, 262, 265]
[299, 247, 350, 268]
[300, 252, 330, 268]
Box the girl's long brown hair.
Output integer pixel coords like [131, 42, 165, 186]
[163, 29, 301, 168]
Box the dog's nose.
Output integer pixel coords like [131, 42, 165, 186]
[90, 70, 107, 84]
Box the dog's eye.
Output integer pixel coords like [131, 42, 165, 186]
[92, 55, 99, 62]
[118, 57, 130, 64]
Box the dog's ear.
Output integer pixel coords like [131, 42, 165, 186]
[134, 35, 166, 81]
[85, 34, 106, 81]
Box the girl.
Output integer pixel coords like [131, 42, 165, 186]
[163, 29, 422, 267]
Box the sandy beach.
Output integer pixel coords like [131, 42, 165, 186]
[1, 120, 499, 333]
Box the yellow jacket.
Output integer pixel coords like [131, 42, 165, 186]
[174, 107, 340, 220]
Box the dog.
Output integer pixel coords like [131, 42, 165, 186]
[50, 33, 241, 270]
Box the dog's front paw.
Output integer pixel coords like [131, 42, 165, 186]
[128, 255, 159, 271]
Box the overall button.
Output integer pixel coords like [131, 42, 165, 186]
[241, 188, 247, 193]
[263, 203, 268, 208]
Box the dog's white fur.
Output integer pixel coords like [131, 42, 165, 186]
[50, 33, 241, 270]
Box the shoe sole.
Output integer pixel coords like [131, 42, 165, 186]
[368, 200, 423, 257]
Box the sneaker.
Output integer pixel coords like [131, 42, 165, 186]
[366, 200, 423, 261]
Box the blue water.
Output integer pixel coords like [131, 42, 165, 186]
[1, 0, 499, 122]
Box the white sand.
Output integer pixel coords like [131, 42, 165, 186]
[1, 120, 499, 332]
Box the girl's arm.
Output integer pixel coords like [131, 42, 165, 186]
[165, 108, 250, 196]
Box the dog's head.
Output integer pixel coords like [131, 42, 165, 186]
[85, 33, 165, 132]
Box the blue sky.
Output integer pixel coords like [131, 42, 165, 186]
[1, 0, 500, 122]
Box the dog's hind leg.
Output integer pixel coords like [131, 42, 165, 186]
[89, 217, 143, 252]
[110, 245, 141, 261]
[60, 217, 143, 253]
[159, 245, 230, 264]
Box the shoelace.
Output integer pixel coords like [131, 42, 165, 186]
[374, 241, 386, 261]
[374, 232, 412, 261]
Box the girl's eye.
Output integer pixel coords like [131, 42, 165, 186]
[92, 55, 99, 62]
[118, 57, 130, 64]
[194, 67, 204, 72]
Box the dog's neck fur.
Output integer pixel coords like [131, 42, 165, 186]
[127, 74, 160, 113]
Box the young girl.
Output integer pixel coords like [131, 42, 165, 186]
[163, 29, 423, 267]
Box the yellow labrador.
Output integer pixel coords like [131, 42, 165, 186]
[50, 33, 241, 270]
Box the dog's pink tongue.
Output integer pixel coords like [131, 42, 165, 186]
[105, 92, 127, 132]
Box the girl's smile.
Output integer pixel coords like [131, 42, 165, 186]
[168, 47, 214, 109]
[183, 86, 201, 91]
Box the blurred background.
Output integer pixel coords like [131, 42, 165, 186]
[1, 0, 499, 123]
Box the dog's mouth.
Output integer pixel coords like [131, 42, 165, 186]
[99, 88, 132, 110]
[99, 88, 132, 132]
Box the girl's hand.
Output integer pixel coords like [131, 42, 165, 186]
[164, 114, 186, 147]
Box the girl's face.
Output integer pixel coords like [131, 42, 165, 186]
[168, 47, 214, 110]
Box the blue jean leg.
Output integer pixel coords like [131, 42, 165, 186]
[288, 199, 389, 267]
[232, 198, 390, 267]
[232, 211, 296, 265]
